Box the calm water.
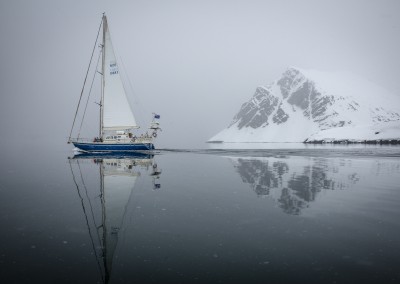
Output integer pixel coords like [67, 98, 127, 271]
[1, 145, 400, 283]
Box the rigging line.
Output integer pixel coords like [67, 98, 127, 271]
[119, 177, 138, 247]
[77, 49, 102, 139]
[116, 171, 140, 247]
[68, 17, 103, 143]
[77, 159, 103, 246]
[69, 159, 105, 284]
[121, 169, 146, 247]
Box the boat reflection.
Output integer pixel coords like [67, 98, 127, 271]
[68, 153, 161, 283]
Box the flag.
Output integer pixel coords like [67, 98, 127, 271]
[154, 114, 160, 119]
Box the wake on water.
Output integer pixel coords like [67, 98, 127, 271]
[158, 146, 400, 158]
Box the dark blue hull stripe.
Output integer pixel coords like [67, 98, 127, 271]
[73, 142, 155, 152]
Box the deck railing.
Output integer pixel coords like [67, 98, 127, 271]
[68, 137, 153, 144]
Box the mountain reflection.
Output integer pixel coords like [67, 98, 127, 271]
[230, 156, 361, 215]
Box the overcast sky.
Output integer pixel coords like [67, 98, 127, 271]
[1, 0, 399, 149]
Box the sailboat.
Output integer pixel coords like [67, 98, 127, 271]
[68, 14, 160, 152]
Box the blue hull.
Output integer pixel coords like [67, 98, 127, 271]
[73, 142, 155, 152]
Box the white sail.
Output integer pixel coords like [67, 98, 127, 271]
[102, 16, 138, 131]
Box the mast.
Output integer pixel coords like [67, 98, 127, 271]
[100, 13, 107, 139]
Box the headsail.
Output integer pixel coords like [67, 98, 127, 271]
[102, 15, 138, 131]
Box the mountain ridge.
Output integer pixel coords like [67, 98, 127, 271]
[209, 67, 400, 143]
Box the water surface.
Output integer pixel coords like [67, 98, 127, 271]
[1, 145, 400, 283]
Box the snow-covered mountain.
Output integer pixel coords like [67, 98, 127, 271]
[209, 67, 400, 143]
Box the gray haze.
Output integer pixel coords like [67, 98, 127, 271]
[1, 0, 400, 149]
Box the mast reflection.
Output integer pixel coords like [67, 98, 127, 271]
[69, 153, 161, 283]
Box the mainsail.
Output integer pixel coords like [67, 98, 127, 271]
[102, 15, 138, 131]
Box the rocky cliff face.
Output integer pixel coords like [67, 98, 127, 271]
[210, 67, 400, 142]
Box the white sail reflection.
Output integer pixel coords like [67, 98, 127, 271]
[69, 154, 161, 283]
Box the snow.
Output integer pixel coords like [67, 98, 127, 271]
[294, 67, 397, 110]
[308, 121, 400, 142]
[210, 107, 319, 142]
[209, 67, 400, 143]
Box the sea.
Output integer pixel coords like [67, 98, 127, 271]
[1, 143, 400, 283]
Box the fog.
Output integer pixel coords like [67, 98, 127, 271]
[1, 0, 399, 149]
